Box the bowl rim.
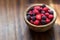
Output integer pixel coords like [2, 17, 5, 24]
[24, 4, 57, 27]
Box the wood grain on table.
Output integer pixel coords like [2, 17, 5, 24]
[0, 0, 60, 40]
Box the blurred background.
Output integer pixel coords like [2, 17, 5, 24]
[0, 0, 60, 40]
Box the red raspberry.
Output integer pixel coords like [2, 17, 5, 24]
[39, 7, 42, 10]
[41, 14, 45, 17]
[34, 6, 40, 10]
[48, 14, 54, 19]
[33, 9, 39, 14]
[43, 7, 49, 12]
[29, 11, 32, 15]
[45, 13, 49, 16]
[30, 20, 34, 24]
[34, 20, 39, 25]
[46, 18, 50, 23]
[36, 14, 41, 20]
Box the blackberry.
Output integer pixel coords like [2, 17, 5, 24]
[41, 4, 46, 8]
[48, 10, 53, 14]
[42, 16, 47, 20]
[27, 15, 31, 21]
[26, 13, 30, 16]
[31, 16, 36, 21]
[41, 20, 46, 25]
[32, 13, 36, 16]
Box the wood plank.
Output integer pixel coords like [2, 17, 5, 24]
[0, 0, 8, 40]
[0, 0, 60, 40]
[6, 0, 17, 40]
[19, 0, 31, 40]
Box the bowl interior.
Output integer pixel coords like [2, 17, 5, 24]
[24, 4, 57, 27]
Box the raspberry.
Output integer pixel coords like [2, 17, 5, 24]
[30, 20, 34, 24]
[33, 9, 39, 14]
[34, 20, 39, 25]
[41, 10, 45, 14]
[34, 6, 40, 10]
[48, 14, 54, 19]
[39, 7, 42, 10]
[43, 7, 49, 12]
[28, 11, 33, 15]
[46, 18, 50, 23]
[45, 13, 49, 16]
[36, 14, 41, 20]
[41, 14, 44, 16]
[39, 7, 42, 12]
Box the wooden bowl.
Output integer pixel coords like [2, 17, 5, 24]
[24, 4, 57, 32]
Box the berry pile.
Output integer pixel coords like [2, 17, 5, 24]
[26, 4, 54, 25]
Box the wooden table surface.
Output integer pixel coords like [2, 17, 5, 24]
[0, 0, 60, 40]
